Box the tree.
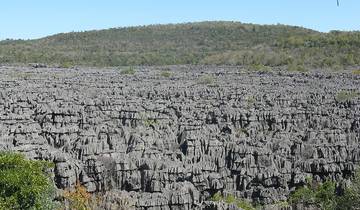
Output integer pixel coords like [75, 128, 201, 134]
[337, 169, 360, 209]
[0, 152, 56, 210]
[289, 178, 336, 210]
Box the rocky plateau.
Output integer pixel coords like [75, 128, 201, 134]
[0, 65, 359, 210]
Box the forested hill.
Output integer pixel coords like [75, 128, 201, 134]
[1, 21, 360, 68]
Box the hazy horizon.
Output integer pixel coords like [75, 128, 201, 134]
[1, 0, 359, 40]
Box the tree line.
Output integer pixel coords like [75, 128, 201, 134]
[0, 21, 359, 69]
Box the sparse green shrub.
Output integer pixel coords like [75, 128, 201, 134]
[289, 185, 316, 206]
[236, 199, 256, 210]
[225, 194, 236, 204]
[290, 177, 337, 210]
[289, 170, 360, 210]
[331, 64, 344, 71]
[248, 64, 271, 72]
[0, 152, 56, 210]
[235, 128, 249, 138]
[288, 62, 308, 72]
[120, 66, 136, 75]
[245, 96, 256, 108]
[316, 181, 337, 210]
[143, 118, 158, 127]
[198, 75, 215, 85]
[60, 61, 73, 68]
[138, 112, 158, 127]
[352, 69, 360, 75]
[335, 90, 359, 102]
[210, 192, 255, 210]
[160, 71, 172, 78]
[337, 169, 360, 209]
[274, 201, 290, 208]
[210, 192, 223, 202]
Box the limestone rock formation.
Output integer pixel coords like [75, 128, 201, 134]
[0, 65, 359, 209]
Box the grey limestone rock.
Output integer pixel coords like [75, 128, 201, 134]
[0, 65, 359, 209]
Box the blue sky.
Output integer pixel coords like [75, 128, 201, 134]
[0, 0, 359, 40]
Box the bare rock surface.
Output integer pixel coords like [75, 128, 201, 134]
[0, 65, 359, 209]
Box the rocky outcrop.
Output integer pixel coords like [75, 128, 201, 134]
[0, 65, 359, 209]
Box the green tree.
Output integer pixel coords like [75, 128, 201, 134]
[337, 169, 360, 209]
[0, 152, 56, 210]
[210, 192, 255, 210]
[289, 178, 337, 210]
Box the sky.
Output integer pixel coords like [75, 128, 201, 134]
[0, 0, 359, 40]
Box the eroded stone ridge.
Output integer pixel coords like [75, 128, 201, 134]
[0, 65, 359, 209]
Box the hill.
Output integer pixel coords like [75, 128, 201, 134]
[0, 21, 359, 68]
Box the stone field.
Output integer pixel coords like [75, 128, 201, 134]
[0, 65, 359, 209]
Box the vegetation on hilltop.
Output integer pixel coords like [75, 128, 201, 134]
[0, 21, 359, 68]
